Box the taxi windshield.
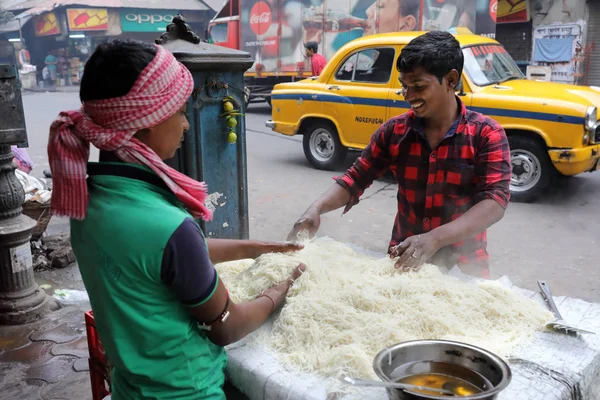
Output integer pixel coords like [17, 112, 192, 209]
[462, 45, 524, 86]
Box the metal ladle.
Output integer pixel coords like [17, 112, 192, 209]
[342, 376, 456, 396]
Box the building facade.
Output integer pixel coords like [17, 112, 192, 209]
[0, 0, 216, 88]
[496, 0, 600, 86]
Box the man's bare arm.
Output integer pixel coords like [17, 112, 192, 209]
[287, 184, 351, 241]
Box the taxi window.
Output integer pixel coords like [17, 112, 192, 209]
[209, 23, 228, 43]
[335, 48, 395, 84]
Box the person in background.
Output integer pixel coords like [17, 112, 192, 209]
[12, 146, 34, 174]
[304, 41, 327, 76]
[13, 41, 31, 69]
[47, 39, 306, 399]
[44, 50, 57, 85]
[288, 31, 511, 279]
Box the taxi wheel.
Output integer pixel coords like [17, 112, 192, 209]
[508, 136, 555, 202]
[302, 122, 348, 170]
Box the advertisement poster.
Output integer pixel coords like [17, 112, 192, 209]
[34, 13, 60, 37]
[240, 0, 496, 74]
[497, 0, 529, 24]
[67, 8, 109, 31]
[422, 0, 496, 38]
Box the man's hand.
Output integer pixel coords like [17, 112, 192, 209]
[286, 183, 351, 242]
[303, 29, 323, 45]
[253, 241, 304, 259]
[287, 208, 321, 242]
[261, 264, 306, 309]
[390, 232, 441, 272]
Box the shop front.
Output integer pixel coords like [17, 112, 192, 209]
[3, 3, 212, 89]
[494, 0, 532, 74]
[25, 8, 111, 88]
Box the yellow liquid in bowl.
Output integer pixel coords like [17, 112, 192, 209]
[398, 373, 483, 397]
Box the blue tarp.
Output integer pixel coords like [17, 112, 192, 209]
[533, 37, 574, 63]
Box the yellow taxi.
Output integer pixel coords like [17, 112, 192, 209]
[266, 31, 600, 202]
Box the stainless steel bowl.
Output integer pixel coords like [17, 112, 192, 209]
[373, 340, 511, 400]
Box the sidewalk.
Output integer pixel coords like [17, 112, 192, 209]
[24, 85, 80, 94]
[0, 291, 93, 400]
[0, 215, 92, 400]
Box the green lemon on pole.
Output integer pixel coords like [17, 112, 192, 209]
[223, 101, 234, 112]
[227, 131, 237, 144]
[226, 116, 238, 128]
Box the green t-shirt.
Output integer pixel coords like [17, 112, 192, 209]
[71, 162, 227, 399]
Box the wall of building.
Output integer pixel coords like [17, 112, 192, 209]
[527, 0, 588, 84]
[530, 0, 586, 26]
[496, 20, 533, 71]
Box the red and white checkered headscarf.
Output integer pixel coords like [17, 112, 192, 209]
[48, 45, 212, 221]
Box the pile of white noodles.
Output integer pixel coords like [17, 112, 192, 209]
[215, 238, 553, 382]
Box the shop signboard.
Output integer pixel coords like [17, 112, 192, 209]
[240, 0, 497, 74]
[34, 13, 60, 37]
[497, 0, 529, 24]
[120, 9, 179, 32]
[67, 8, 109, 31]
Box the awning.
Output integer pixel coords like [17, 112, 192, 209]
[13, 0, 211, 16]
[0, 15, 33, 34]
[0, 0, 212, 34]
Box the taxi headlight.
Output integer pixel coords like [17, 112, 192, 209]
[585, 106, 597, 130]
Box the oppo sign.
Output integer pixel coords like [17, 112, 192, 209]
[120, 9, 178, 32]
[125, 13, 174, 25]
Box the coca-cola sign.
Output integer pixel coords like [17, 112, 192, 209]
[489, 0, 498, 22]
[249, 1, 272, 36]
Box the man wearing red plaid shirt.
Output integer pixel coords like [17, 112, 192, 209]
[288, 31, 511, 278]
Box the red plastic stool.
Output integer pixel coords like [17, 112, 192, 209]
[84, 311, 111, 400]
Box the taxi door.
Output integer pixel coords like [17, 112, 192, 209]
[324, 47, 398, 149]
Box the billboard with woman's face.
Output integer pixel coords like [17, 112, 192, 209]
[240, 0, 496, 74]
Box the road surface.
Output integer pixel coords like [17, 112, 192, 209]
[22, 92, 600, 303]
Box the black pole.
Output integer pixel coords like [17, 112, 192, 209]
[0, 64, 50, 324]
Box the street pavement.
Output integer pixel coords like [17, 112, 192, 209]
[20, 92, 600, 303]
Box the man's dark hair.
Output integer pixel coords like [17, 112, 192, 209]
[304, 41, 318, 53]
[80, 39, 158, 102]
[401, 0, 420, 18]
[396, 31, 464, 85]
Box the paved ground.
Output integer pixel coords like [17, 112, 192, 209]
[0, 302, 94, 400]
[1, 91, 598, 400]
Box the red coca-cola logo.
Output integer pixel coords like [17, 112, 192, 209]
[250, 1, 272, 36]
[489, 0, 498, 22]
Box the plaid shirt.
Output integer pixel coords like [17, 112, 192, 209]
[337, 97, 511, 270]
